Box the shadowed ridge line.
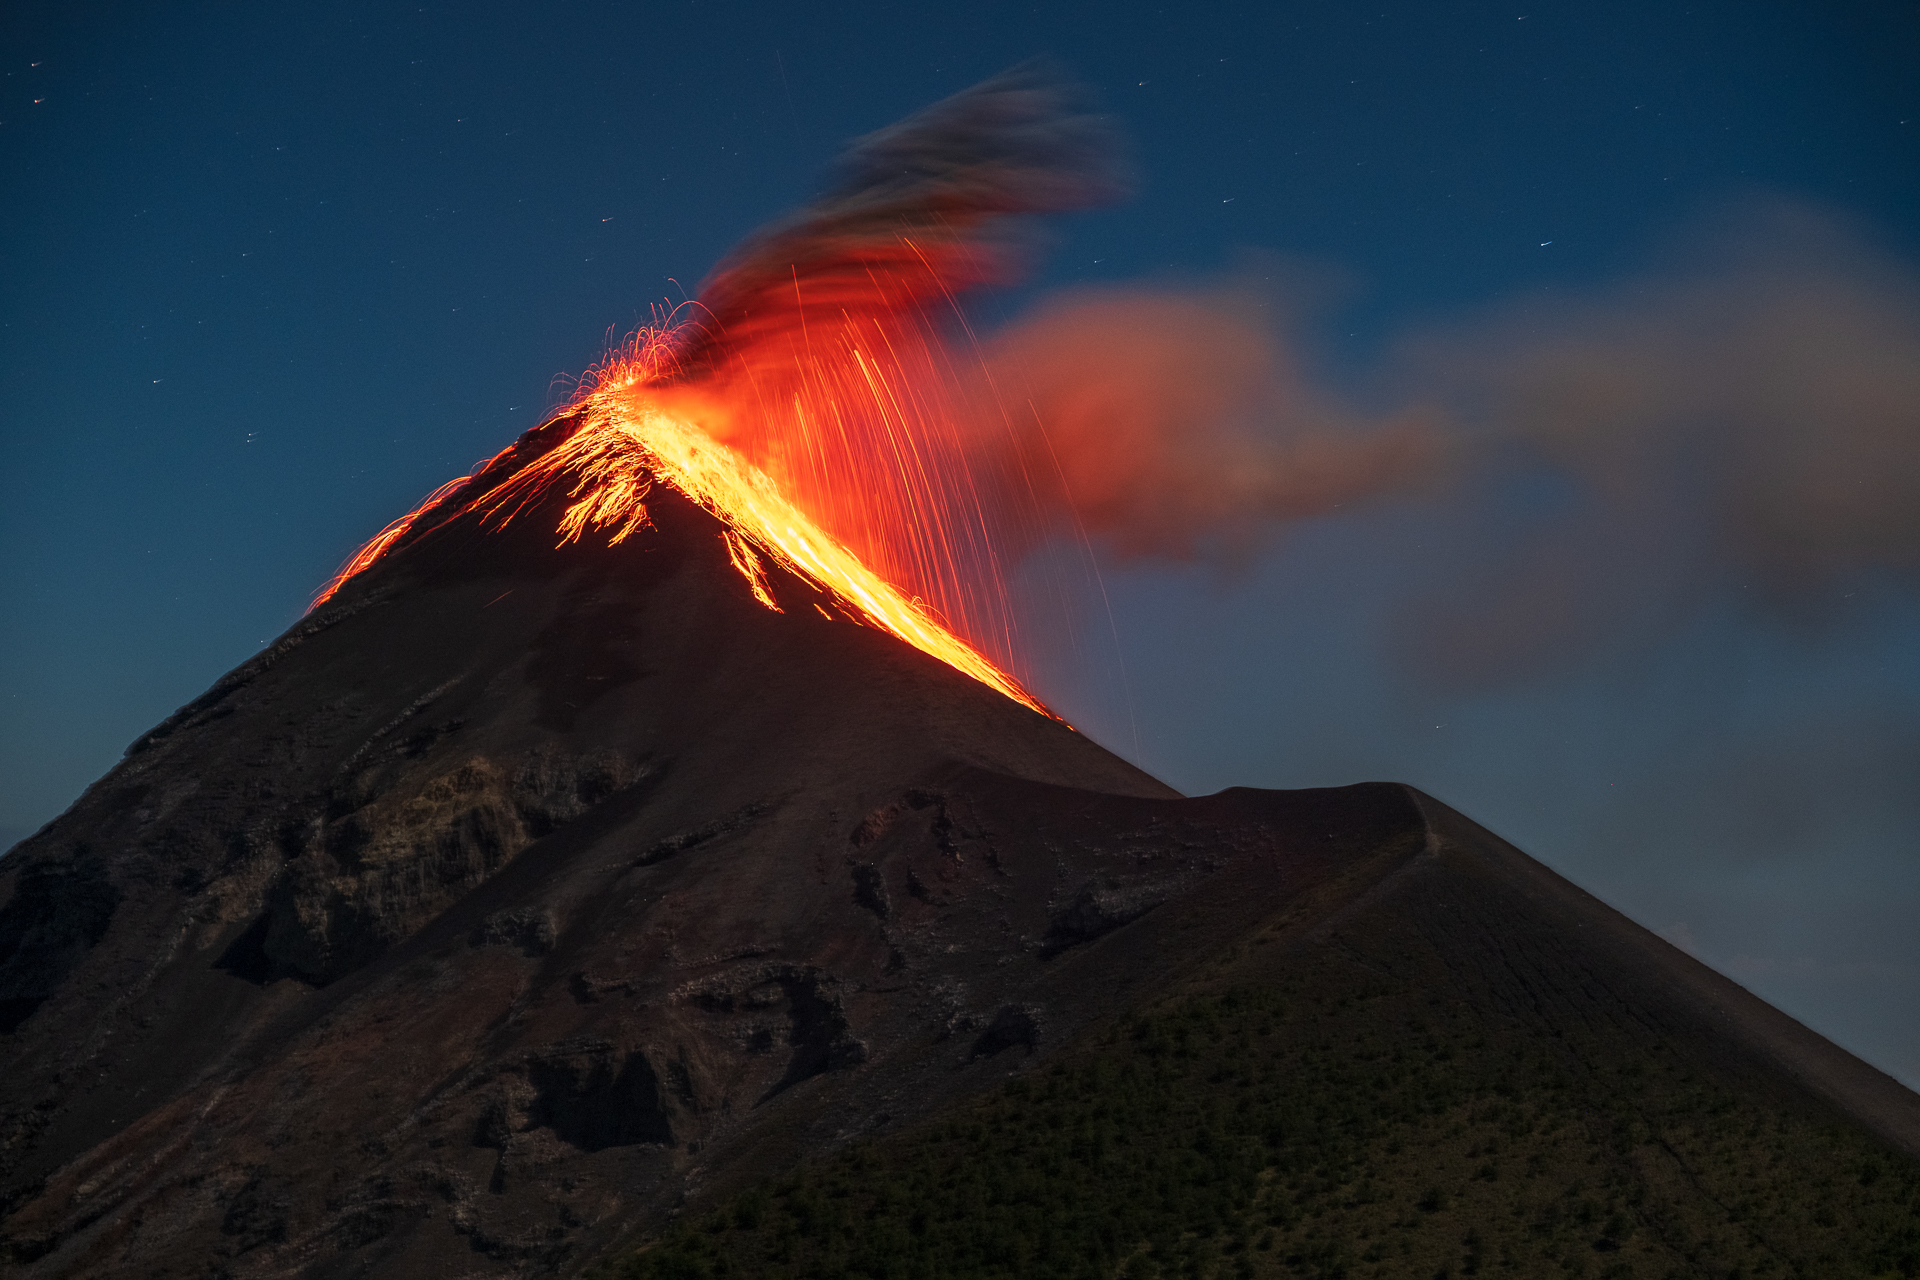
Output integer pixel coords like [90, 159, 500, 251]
[1401, 786, 1920, 1159]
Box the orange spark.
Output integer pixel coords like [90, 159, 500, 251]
[309, 472, 477, 609]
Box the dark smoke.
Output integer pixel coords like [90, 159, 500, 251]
[677, 61, 1127, 390]
[1389, 200, 1920, 683]
[1425, 203, 1920, 590]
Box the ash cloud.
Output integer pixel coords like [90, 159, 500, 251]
[979, 200, 1920, 685]
[670, 64, 1445, 582]
[1421, 207, 1920, 588]
[1388, 201, 1920, 684]
[679, 61, 1127, 392]
[977, 282, 1441, 561]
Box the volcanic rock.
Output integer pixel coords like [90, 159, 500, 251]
[1, 434, 1916, 1277]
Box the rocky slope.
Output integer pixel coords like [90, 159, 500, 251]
[1, 448, 1916, 1278]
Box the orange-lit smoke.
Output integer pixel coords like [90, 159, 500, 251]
[977, 284, 1441, 562]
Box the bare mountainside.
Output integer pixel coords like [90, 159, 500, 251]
[1, 425, 1916, 1278]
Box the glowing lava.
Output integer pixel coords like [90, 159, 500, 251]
[312, 324, 1053, 717]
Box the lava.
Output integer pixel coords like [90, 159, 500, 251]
[312, 318, 1053, 716]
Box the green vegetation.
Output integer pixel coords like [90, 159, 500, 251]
[602, 966, 1920, 1279]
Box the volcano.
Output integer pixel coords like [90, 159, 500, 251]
[2, 429, 1917, 1278]
[6, 67, 1919, 1280]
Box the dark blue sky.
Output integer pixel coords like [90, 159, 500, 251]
[4, 2, 1917, 1083]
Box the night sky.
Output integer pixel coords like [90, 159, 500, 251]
[4, 2, 1917, 1085]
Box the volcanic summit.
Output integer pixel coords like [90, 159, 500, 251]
[3, 68, 1918, 1280]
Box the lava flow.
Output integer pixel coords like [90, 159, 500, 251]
[312, 66, 1122, 719]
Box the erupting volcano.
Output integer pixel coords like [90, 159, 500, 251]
[3, 67, 1917, 1280]
[315, 65, 1127, 717]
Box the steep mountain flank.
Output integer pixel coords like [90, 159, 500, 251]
[1, 468, 1915, 1279]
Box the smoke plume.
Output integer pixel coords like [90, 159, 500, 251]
[956, 201, 1920, 685]
[677, 60, 1127, 399]
[978, 284, 1441, 561]
[1387, 201, 1920, 683]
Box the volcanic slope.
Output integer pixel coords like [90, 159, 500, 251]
[0, 437, 1914, 1279]
[610, 795, 1920, 1280]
